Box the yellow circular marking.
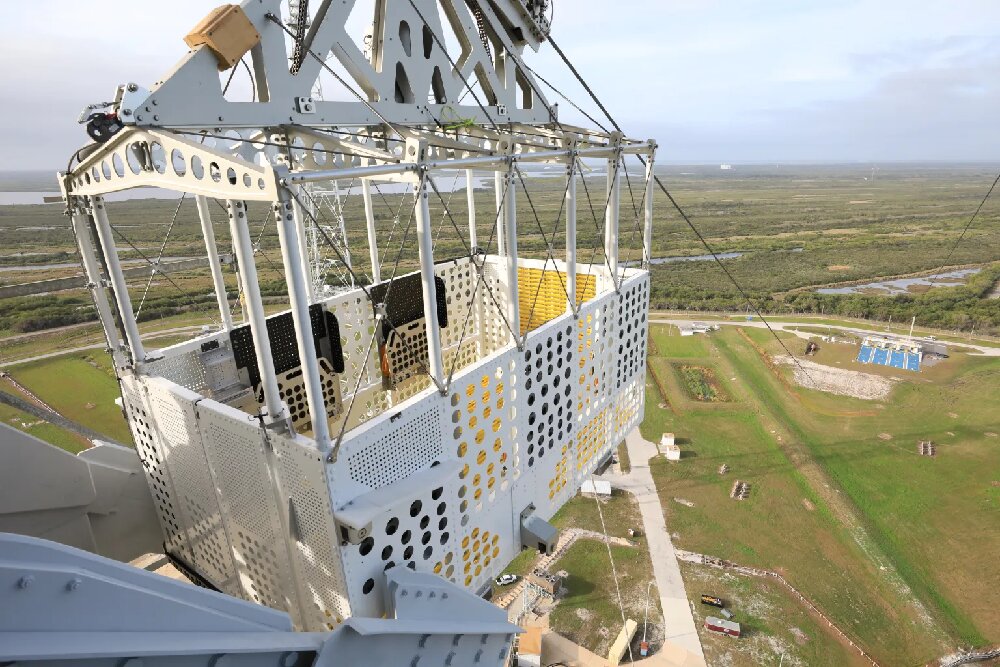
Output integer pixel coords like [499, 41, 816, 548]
[462, 536, 470, 548]
[492, 418, 501, 432]
[468, 415, 478, 429]
[472, 527, 480, 538]
[476, 450, 487, 465]
[466, 384, 475, 397]
[480, 375, 490, 388]
[457, 442, 467, 457]
[482, 406, 491, 419]
[475, 429, 485, 444]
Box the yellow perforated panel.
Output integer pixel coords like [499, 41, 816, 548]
[517, 268, 596, 335]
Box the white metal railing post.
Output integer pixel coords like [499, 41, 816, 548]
[362, 179, 381, 283]
[466, 169, 478, 250]
[495, 171, 506, 255]
[503, 163, 521, 344]
[290, 186, 315, 302]
[414, 171, 445, 390]
[643, 141, 657, 267]
[227, 199, 285, 426]
[195, 195, 234, 330]
[605, 149, 621, 284]
[70, 202, 122, 357]
[88, 196, 145, 362]
[274, 190, 331, 451]
[566, 158, 577, 312]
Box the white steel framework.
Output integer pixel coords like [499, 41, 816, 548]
[59, 0, 657, 632]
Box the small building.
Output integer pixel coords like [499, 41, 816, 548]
[664, 444, 681, 462]
[580, 479, 612, 498]
[661, 433, 675, 447]
[705, 616, 741, 638]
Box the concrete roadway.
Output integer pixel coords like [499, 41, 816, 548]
[598, 429, 706, 666]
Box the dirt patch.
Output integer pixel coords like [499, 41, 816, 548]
[675, 364, 730, 402]
[986, 432, 998, 438]
[674, 497, 696, 508]
[84, 402, 96, 410]
[801, 498, 815, 511]
[827, 265, 851, 271]
[774, 356, 898, 400]
[878, 433, 893, 441]
[948, 412, 959, 419]
[575, 608, 593, 621]
[790, 627, 810, 645]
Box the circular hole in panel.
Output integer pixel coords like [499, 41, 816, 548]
[191, 155, 204, 179]
[432, 487, 443, 500]
[401, 530, 412, 545]
[421, 531, 431, 545]
[359, 536, 374, 556]
[439, 532, 450, 545]
[126, 143, 144, 174]
[150, 142, 167, 173]
[404, 545, 414, 560]
[386, 517, 399, 535]
[409, 500, 422, 517]
[226, 167, 237, 185]
[170, 148, 186, 176]
[209, 162, 222, 182]
[362, 578, 375, 594]
[420, 515, 430, 530]
[381, 545, 393, 561]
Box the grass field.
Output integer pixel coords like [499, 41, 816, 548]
[547, 492, 661, 659]
[5, 352, 132, 444]
[642, 324, 1000, 664]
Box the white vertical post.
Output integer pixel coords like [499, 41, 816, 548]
[89, 196, 145, 362]
[71, 204, 122, 355]
[414, 175, 445, 389]
[466, 169, 478, 250]
[227, 199, 285, 425]
[196, 195, 234, 330]
[605, 153, 621, 284]
[643, 145, 656, 267]
[290, 186, 315, 302]
[275, 193, 331, 450]
[566, 161, 577, 311]
[334, 180, 352, 274]
[495, 171, 506, 255]
[503, 166, 521, 343]
[362, 179, 381, 284]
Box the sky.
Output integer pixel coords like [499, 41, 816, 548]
[2, 0, 999, 170]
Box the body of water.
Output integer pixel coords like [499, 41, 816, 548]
[817, 268, 981, 295]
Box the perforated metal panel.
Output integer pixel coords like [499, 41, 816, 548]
[145, 379, 238, 593]
[275, 436, 352, 629]
[347, 404, 443, 490]
[119, 375, 189, 559]
[126, 259, 648, 627]
[196, 400, 295, 617]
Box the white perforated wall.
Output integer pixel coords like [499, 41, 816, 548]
[126, 259, 648, 629]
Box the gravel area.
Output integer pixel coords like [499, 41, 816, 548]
[775, 356, 897, 400]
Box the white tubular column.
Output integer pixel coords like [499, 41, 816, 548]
[414, 174, 445, 390]
[227, 200, 285, 425]
[88, 196, 145, 362]
[291, 186, 315, 302]
[503, 165, 521, 344]
[643, 142, 657, 266]
[274, 193, 331, 450]
[605, 153, 621, 283]
[566, 160, 577, 311]
[494, 171, 506, 255]
[70, 203, 122, 356]
[362, 179, 381, 283]
[466, 169, 478, 250]
[195, 195, 234, 330]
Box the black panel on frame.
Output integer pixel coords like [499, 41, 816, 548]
[229, 304, 344, 389]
